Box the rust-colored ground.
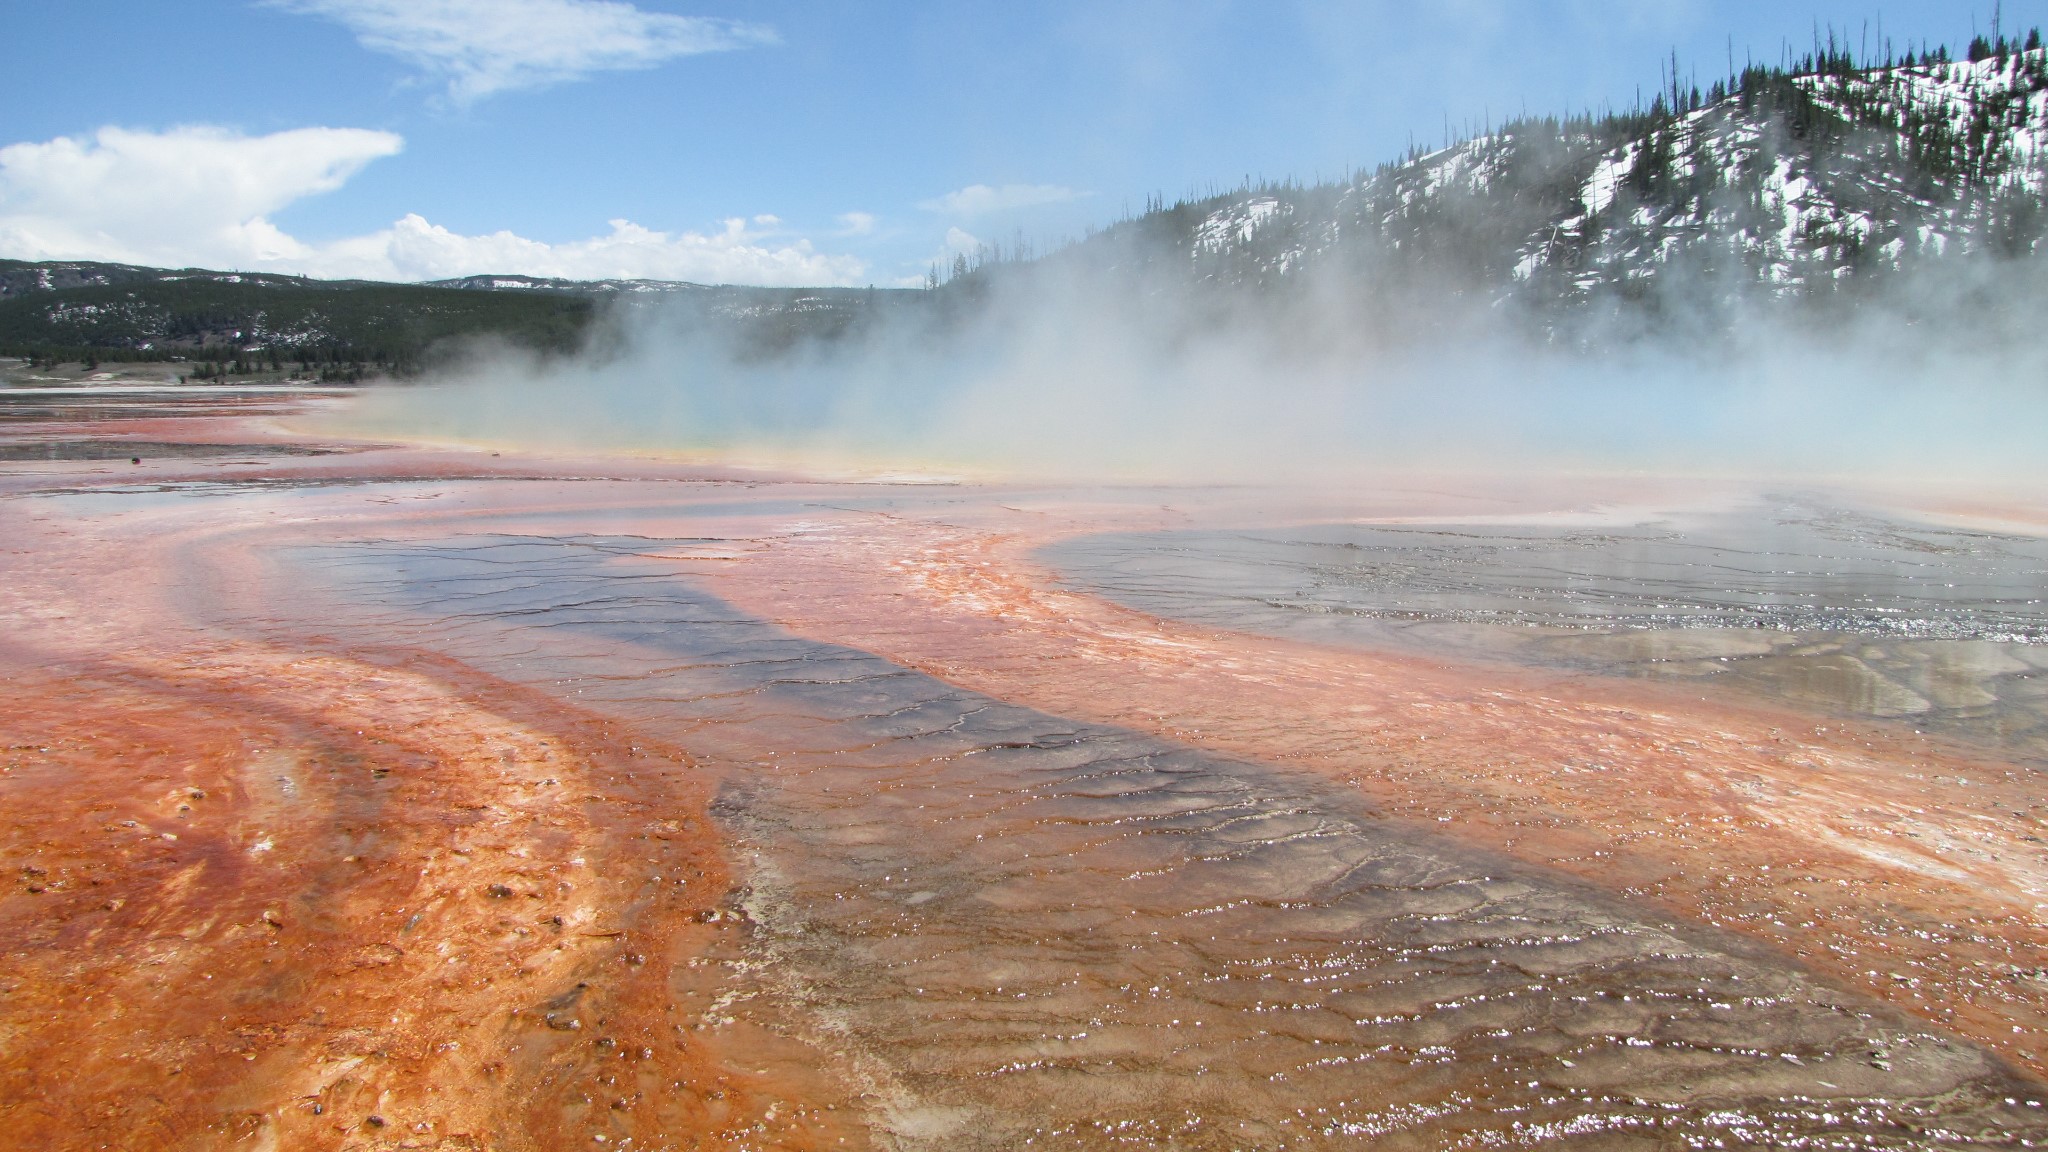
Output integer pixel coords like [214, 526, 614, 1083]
[0, 433, 866, 1149]
[1, 653, 760, 1150]
[4, 402, 2047, 1145]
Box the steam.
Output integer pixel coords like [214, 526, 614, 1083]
[333, 226, 2048, 485]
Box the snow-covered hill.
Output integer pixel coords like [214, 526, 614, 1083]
[1103, 48, 2048, 311]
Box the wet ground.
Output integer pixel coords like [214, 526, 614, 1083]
[1039, 503, 2048, 766]
[0, 373, 356, 426]
[0, 441, 344, 461]
[3, 395, 2047, 1149]
[285, 534, 2048, 1148]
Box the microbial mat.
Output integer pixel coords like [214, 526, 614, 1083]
[2, 389, 2046, 1149]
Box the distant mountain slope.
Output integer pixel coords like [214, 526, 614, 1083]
[0, 261, 595, 370]
[0, 261, 333, 299]
[0, 260, 918, 368]
[427, 274, 912, 329]
[423, 274, 710, 295]
[1036, 42, 2048, 332]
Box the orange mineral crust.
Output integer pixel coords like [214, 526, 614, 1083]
[0, 510, 867, 1148]
[5, 400, 2048, 1146]
[702, 505, 2048, 1081]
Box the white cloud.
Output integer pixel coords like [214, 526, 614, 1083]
[0, 125, 403, 268]
[918, 183, 1086, 217]
[835, 211, 877, 236]
[0, 125, 864, 287]
[270, 0, 776, 101]
[317, 214, 863, 285]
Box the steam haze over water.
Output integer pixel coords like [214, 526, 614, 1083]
[340, 241, 2048, 485]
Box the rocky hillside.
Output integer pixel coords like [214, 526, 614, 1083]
[1050, 41, 2048, 328]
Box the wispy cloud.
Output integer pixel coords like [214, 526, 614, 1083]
[269, 0, 777, 102]
[918, 184, 1086, 217]
[836, 211, 877, 236]
[0, 125, 862, 286]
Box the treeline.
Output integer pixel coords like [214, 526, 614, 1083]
[0, 273, 595, 374]
[925, 233, 1045, 289]
[11, 347, 182, 369]
[0, 262, 942, 370]
[10, 342, 429, 377]
[181, 346, 399, 383]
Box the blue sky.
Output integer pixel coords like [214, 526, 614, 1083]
[1, 0, 2037, 286]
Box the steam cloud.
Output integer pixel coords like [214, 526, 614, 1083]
[336, 230, 2048, 486]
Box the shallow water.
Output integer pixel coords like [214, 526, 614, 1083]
[0, 391, 330, 423]
[0, 440, 343, 460]
[279, 533, 2048, 1148]
[1041, 501, 2048, 764]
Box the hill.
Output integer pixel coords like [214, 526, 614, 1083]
[0, 261, 920, 375]
[964, 35, 2048, 344]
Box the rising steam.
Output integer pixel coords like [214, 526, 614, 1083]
[328, 226, 2048, 487]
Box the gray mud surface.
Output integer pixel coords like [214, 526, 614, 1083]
[1042, 502, 2048, 766]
